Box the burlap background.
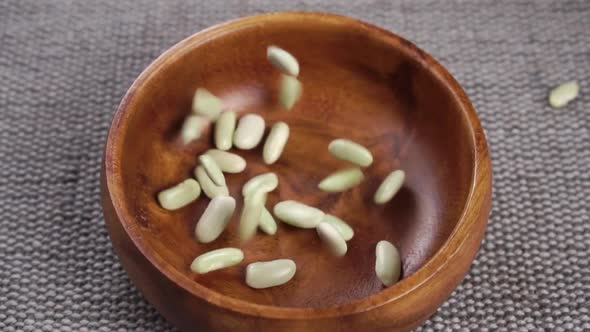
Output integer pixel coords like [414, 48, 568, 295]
[1, 1, 588, 331]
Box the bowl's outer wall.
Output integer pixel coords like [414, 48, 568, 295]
[102, 162, 491, 331]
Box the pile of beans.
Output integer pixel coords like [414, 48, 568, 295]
[158, 46, 405, 289]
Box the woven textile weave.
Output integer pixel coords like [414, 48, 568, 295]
[1, 1, 588, 331]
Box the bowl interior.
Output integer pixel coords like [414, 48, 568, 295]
[114, 17, 474, 308]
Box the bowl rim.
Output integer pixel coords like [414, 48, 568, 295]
[104, 11, 491, 320]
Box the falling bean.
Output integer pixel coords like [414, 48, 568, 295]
[238, 190, 266, 242]
[279, 75, 302, 110]
[374, 170, 405, 205]
[318, 168, 364, 192]
[192, 88, 222, 120]
[328, 138, 373, 167]
[267, 46, 300, 77]
[259, 208, 278, 235]
[320, 214, 354, 241]
[214, 111, 236, 150]
[180, 115, 209, 144]
[316, 222, 348, 257]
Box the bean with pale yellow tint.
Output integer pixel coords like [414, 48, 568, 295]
[190, 248, 243, 274]
[199, 154, 225, 186]
[205, 149, 246, 174]
[242, 172, 278, 197]
[246, 259, 296, 289]
[316, 222, 348, 257]
[192, 88, 222, 120]
[318, 168, 364, 192]
[267, 46, 300, 76]
[157, 179, 201, 210]
[233, 114, 265, 150]
[321, 214, 354, 241]
[549, 81, 580, 108]
[263, 122, 290, 164]
[374, 170, 405, 205]
[328, 138, 373, 167]
[259, 208, 278, 235]
[375, 240, 402, 286]
[279, 75, 302, 110]
[238, 190, 266, 242]
[194, 166, 228, 198]
[273, 200, 324, 229]
[195, 196, 236, 243]
[180, 115, 209, 144]
[214, 111, 236, 150]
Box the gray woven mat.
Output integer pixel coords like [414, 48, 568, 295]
[1, 1, 589, 331]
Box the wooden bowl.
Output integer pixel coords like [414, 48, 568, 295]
[101, 12, 491, 332]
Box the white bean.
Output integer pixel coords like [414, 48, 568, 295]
[316, 222, 348, 257]
[375, 240, 401, 286]
[259, 208, 277, 235]
[190, 248, 243, 274]
[263, 122, 290, 164]
[238, 190, 266, 242]
[328, 138, 373, 167]
[245, 259, 296, 289]
[279, 75, 302, 110]
[157, 179, 201, 210]
[321, 214, 354, 241]
[205, 149, 246, 174]
[180, 115, 209, 144]
[242, 172, 278, 197]
[195, 196, 236, 243]
[194, 166, 229, 198]
[267, 46, 300, 77]
[549, 81, 580, 108]
[374, 170, 405, 205]
[199, 154, 225, 186]
[192, 88, 222, 120]
[273, 200, 324, 228]
[318, 168, 364, 192]
[233, 114, 265, 150]
[214, 111, 236, 150]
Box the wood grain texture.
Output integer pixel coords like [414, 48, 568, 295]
[101, 12, 492, 332]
